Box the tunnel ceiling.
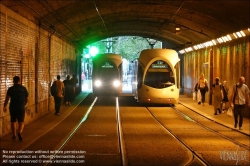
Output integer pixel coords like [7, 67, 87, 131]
[1, 0, 249, 50]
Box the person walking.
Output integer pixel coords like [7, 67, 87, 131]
[212, 77, 222, 115]
[70, 74, 78, 101]
[221, 80, 229, 113]
[53, 75, 65, 116]
[3, 76, 28, 141]
[63, 75, 72, 106]
[81, 72, 85, 83]
[197, 73, 208, 105]
[231, 76, 250, 130]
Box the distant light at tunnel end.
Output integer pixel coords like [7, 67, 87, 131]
[89, 46, 99, 57]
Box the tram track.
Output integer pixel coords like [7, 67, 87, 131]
[146, 105, 250, 166]
[51, 96, 248, 166]
[45, 96, 127, 166]
[0, 95, 126, 166]
[46, 97, 98, 165]
[115, 97, 128, 166]
[171, 106, 250, 151]
[146, 107, 210, 166]
[2, 95, 249, 165]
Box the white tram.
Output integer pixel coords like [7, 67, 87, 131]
[92, 53, 122, 96]
[132, 49, 180, 104]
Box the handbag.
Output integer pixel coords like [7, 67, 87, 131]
[227, 107, 234, 117]
[197, 89, 201, 101]
[193, 92, 197, 100]
[205, 84, 209, 92]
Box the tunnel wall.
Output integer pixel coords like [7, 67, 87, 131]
[182, 36, 250, 118]
[0, 4, 78, 137]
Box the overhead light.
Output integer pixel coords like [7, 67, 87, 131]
[199, 44, 205, 48]
[185, 47, 193, 52]
[233, 33, 238, 39]
[194, 45, 199, 50]
[227, 35, 232, 40]
[197, 44, 203, 49]
[176, 27, 181, 31]
[204, 42, 209, 47]
[217, 38, 224, 43]
[212, 40, 217, 45]
[236, 31, 242, 38]
[203, 41, 213, 47]
[175, 26, 181, 34]
[222, 36, 228, 42]
[180, 28, 249, 54]
[240, 30, 245, 37]
[179, 50, 185, 54]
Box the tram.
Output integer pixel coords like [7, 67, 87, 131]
[92, 53, 122, 96]
[132, 49, 180, 104]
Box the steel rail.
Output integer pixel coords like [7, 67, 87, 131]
[146, 107, 210, 166]
[179, 102, 250, 137]
[46, 97, 98, 165]
[172, 105, 250, 151]
[116, 97, 128, 166]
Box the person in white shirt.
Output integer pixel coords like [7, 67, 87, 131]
[231, 76, 250, 130]
[212, 77, 222, 115]
[197, 73, 208, 105]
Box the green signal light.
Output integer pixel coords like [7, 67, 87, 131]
[89, 46, 99, 57]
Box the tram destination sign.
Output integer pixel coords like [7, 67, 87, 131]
[151, 60, 169, 69]
[102, 62, 114, 68]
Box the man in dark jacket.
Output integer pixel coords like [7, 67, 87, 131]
[3, 76, 28, 141]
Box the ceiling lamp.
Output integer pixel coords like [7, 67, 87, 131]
[175, 25, 181, 34]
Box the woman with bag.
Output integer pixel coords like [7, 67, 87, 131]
[197, 73, 208, 106]
[221, 81, 229, 113]
[193, 83, 198, 100]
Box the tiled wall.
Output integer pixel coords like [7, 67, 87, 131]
[182, 38, 250, 117]
[0, 4, 78, 137]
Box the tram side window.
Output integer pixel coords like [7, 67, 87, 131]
[137, 64, 143, 88]
[175, 62, 180, 89]
[168, 72, 175, 84]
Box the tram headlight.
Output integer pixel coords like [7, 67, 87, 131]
[113, 80, 121, 87]
[94, 80, 102, 87]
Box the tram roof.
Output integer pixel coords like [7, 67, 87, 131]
[138, 49, 180, 67]
[93, 53, 122, 67]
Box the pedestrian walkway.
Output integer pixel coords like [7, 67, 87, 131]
[1, 93, 88, 151]
[179, 95, 250, 135]
[82, 79, 92, 92]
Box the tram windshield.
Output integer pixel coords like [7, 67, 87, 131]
[96, 61, 119, 81]
[144, 60, 175, 89]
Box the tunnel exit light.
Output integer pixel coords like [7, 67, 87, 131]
[89, 46, 99, 57]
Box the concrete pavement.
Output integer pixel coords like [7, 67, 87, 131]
[179, 95, 250, 135]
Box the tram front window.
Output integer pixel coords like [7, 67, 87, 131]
[144, 60, 175, 89]
[96, 61, 119, 85]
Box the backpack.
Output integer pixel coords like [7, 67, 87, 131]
[212, 83, 222, 89]
[10, 85, 27, 109]
[50, 81, 57, 96]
